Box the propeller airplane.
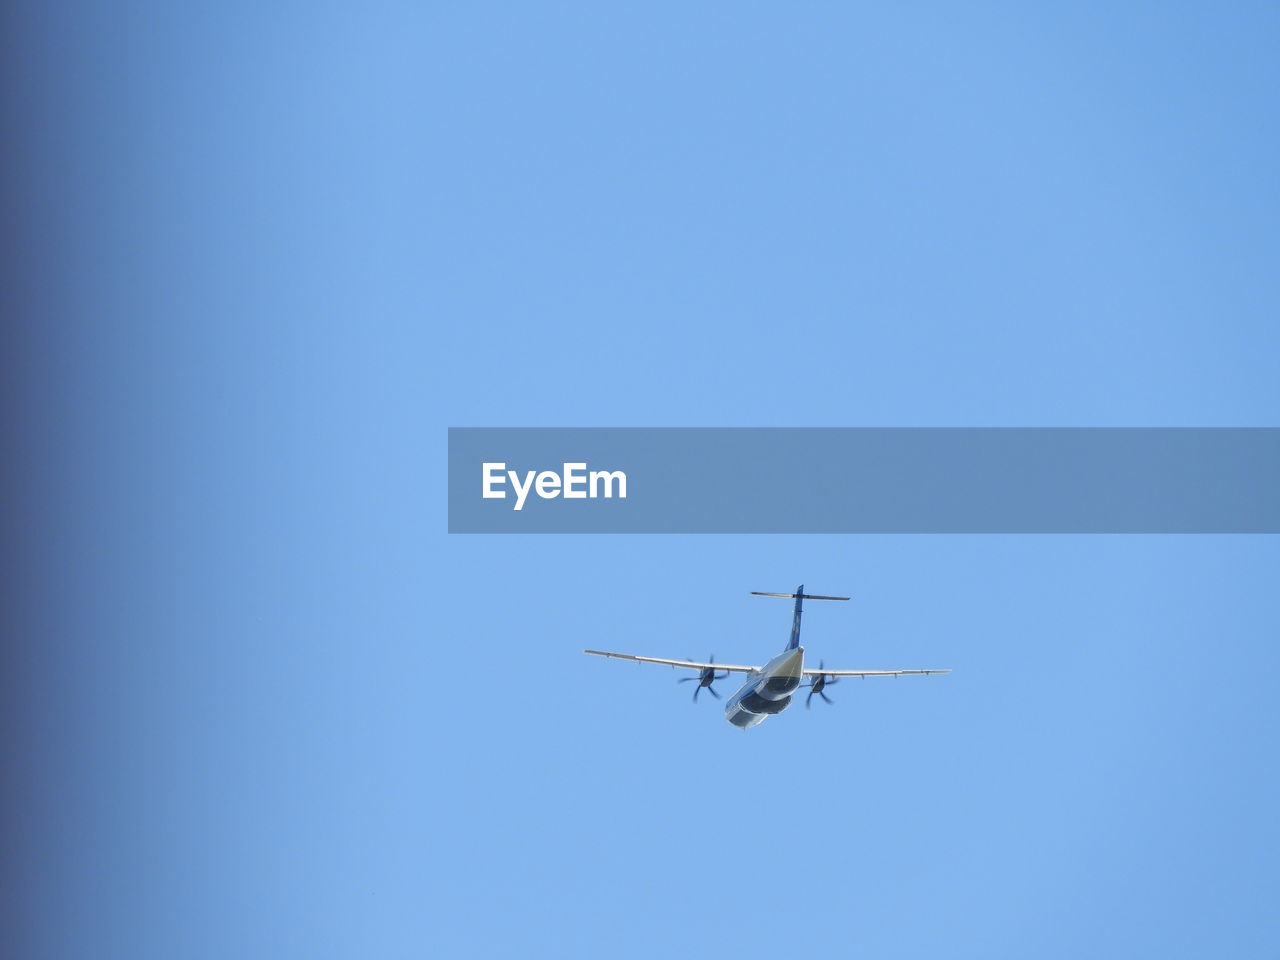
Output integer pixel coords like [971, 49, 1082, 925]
[584, 586, 950, 729]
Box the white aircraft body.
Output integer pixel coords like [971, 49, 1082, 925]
[585, 585, 950, 728]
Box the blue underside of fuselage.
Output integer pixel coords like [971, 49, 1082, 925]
[726, 675, 801, 727]
[723, 640, 805, 728]
[762, 675, 800, 697]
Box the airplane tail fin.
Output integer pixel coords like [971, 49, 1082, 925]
[751, 585, 849, 650]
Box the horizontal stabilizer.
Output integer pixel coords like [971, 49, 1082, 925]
[751, 591, 849, 601]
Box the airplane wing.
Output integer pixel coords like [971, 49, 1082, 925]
[583, 650, 758, 674]
[803, 667, 951, 677]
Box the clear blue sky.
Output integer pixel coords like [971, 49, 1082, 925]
[9, 3, 1279, 958]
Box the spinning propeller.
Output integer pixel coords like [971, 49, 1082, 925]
[805, 661, 840, 708]
[678, 654, 730, 703]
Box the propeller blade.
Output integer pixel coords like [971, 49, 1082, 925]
[707, 685, 721, 700]
[806, 689, 815, 709]
[678, 677, 695, 683]
[819, 690, 833, 705]
[692, 685, 700, 703]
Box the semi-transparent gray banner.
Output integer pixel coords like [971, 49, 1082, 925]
[447, 428, 1280, 533]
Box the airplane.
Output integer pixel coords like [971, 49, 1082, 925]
[584, 585, 951, 729]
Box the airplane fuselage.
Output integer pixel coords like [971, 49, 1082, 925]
[723, 645, 806, 729]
